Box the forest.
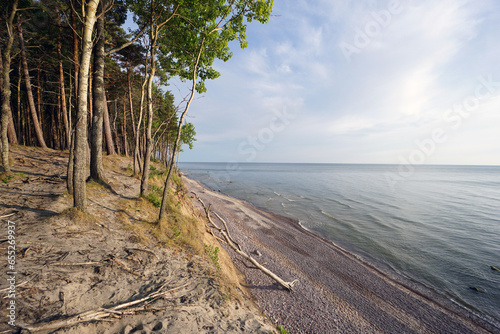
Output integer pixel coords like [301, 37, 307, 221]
[0, 0, 273, 219]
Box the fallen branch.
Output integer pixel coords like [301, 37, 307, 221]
[0, 212, 16, 219]
[192, 193, 298, 291]
[0, 275, 37, 293]
[111, 257, 142, 277]
[124, 247, 160, 260]
[51, 261, 103, 266]
[20, 282, 190, 332]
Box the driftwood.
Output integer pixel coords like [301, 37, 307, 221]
[20, 282, 190, 332]
[0, 212, 16, 219]
[192, 193, 298, 291]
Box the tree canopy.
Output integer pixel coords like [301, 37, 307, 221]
[0, 0, 274, 214]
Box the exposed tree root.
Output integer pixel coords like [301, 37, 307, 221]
[20, 282, 190, 332]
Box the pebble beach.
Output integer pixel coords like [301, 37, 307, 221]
[185, 176, 500, 334]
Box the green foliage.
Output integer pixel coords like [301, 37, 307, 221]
[152, 185, 163, 193]
[149, 165, 164, 179]
[0, 173, 15, 183]
[128, 0, 274, 93]
[180, 122, 196, 150]
[145, 184, 164, 207]
[276, 325, 290, 334]
[170, 169, 185, 192]
[144, 193, 161, 207]
[204, 244, 221, 269]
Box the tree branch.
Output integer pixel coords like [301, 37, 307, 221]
[105, 23, 147, 56]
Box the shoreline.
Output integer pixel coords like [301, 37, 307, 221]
[184, 175, 500, 333]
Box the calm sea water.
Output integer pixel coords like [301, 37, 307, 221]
[180, 162, 500, 324]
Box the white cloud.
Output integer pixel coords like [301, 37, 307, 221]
[180, 0, 500, 164]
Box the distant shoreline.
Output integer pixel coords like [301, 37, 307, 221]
[184, 174, 500, 333]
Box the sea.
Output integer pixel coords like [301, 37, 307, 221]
[179, 162, 500, 325]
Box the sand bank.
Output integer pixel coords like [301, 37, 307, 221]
[184, 176, 500, 334]
[0, 146, 275, 333]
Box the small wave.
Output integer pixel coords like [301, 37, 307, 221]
[329, 198, 353, 209]
[273, 191, 281, 197]
[298, 220, 312, 232]
[321, 210, 338, 221]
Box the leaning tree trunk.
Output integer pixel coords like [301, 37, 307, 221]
[73, 0, 100, 212]
[36, 68, 42, 131]
[90, 1, 107, 183]
[18, 22, 47, 149]
[0, 0, 18, 173]
[159, 39, 204, 221]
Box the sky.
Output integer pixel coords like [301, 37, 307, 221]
[174, 0, 500, 165]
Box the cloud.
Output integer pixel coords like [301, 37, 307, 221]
[179, 0, 500, 165]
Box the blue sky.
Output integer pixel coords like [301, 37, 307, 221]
[175, 0, 500, 165]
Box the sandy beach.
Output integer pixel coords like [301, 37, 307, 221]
[184, 176, 500, 334]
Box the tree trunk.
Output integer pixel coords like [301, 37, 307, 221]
[122, 99, 129, 156]
[56, 8, 69, 149]
[127, 63, 136, 138]
[0, 46, 17, 145]
[1, 0, 18, 173]
[71, 0, 79, 102]
[36, 68, 42, 131]
[88, 62, 92, 124]
[59, 58, 70, 148]
[17, 62, 21, 141]
[111, 99, 121, 155]
[7, 105, 17, 144]
[103, 92, 115, 155]
[140, 24, 157, 197]
[73, 0, 100, 212]
[133, 68, 148, 176]
[90, 1, 107, 182]
[18, 22, 47, 149]
[159, 39, 204, 221]
[52, 105, 59, 150]
[67, 131, 75, 193]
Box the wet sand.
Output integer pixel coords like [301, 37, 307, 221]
[184, 176, 500, 334]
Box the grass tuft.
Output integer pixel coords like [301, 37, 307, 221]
[0, 172, 15, 184]
[276, 325, 290, 334]
[205, 244, 221, 269]
[59, 207, 100, 226]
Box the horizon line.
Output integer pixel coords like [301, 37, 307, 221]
[178, 161, 500, 167]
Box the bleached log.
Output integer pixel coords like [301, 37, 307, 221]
[193, 193, 298, 291]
